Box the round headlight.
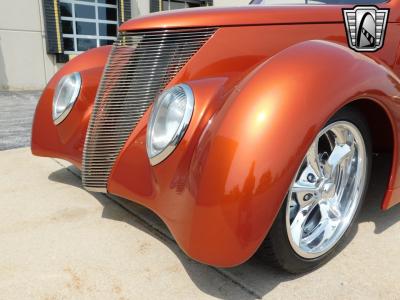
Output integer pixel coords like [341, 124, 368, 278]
[52, 72, 81, 125]
[146, 84, 194, 165]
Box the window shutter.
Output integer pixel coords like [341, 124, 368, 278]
[42, 0, 64, 54]
[150, 0, 163, 12]
[118, 0, 132, 24]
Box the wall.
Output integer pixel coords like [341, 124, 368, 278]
[214, 0, 248, 6]
[0, 0, 249, 91]
[0, 0, 160, 90]
[0, 0, 60, 91]
[0, 36, 7, 90]
[132, 0, 150, 16]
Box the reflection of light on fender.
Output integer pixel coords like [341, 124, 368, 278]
[247, 97, 277, 137]
[256, 111, 267, 123]
[225, 94, 277, 193]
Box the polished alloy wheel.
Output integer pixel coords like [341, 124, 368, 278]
[286, 121, 367, 259]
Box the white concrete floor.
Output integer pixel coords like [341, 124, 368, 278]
[0, 91, 40, 150]
[1, 148, 400, 299]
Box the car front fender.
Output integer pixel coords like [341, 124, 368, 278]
[31, 46, 112, 167]
[181, 40, 400, 266]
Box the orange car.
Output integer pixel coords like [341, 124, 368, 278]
[32, 0, 400, 273]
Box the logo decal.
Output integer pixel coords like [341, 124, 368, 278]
[343, 6, 389, 52]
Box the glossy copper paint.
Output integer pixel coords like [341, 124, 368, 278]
[32, 2, 400, 267]
[32, 46, 112, 167]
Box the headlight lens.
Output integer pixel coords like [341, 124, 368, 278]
[52, 72, 81, 124]
[146, 84, 194, 165]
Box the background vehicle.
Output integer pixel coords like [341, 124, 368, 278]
[32, 0, 400, 273]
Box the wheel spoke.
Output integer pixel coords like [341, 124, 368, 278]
[317, 201, 341, 245]
[331, 126, 351, 145]
[286, 121, 366, 259]
[291, 181, 319, 208]
[306, 141, 323, 179]
[301, 220, 327, 246]
[301, 201, 341, 248]
[334, 164, 347, 202]
[324, 144, 353, 179]
[290, 203, 318, 246]
[320, 199, 342, 221]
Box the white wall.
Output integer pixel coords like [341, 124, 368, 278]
[132, 0, 150, 16]
[0, 0, 250, 91]
[213, 0, 249, 6]
[0, 0, 59, 91]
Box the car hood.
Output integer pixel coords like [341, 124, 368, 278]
[119, 5, 347, 31]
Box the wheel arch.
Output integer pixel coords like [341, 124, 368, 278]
[340, 99, 396, 210]
[184, 40, 400, 266]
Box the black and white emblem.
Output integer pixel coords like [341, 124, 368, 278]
[343, 6, 389, 52]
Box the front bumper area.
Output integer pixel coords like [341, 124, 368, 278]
[32, 71, 273, 267]
[32, 26, 300, 268]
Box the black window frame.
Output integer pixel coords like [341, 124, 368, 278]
[43, 0, 131, 59]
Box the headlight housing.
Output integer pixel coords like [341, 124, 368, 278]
[52, 72, 81, 125]
[146, 84, 194, 166]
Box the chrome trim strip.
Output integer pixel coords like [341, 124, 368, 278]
[82, 28, 216, 191]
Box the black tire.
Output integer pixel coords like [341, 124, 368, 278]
[258, 107, 372, 274]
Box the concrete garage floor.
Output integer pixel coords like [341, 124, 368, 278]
[0, 91, 41, 150]
[1, 151, 400, 299]
[1, 91, 400, 299]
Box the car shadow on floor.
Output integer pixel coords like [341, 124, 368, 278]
[48, 166, 300, 299]
[48, 153, 400, 299]
[358, 153, 400, 234]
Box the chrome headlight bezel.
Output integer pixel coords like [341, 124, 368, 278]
[146, 84, 194, 166]
[52, 72, 82, 125]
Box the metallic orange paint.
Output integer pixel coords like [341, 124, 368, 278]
[32, 2, 400, 267]
[32, 46, 112, 167]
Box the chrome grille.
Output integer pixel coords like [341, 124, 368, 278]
[82, 28, 216, 192]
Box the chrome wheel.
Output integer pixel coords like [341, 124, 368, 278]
[286, 121, 367, 259]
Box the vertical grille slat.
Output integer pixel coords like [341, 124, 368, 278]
[82, 28, 216, 192]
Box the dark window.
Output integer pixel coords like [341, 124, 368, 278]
[75, 4, 96, 19]
[61, 20, 73, 34]
[77, 38, 97, 51]
[76, 21, 96, 35]
[98, 7, 118, 20]
[187, 2, 202, 7]
[63, 38, 75, 51]
[98, 0, 118, 4]
[100, 39, 115, 46]
[99, 23, 117, 36]
[161, 0, 208, 11]
[60, 2, 72, 17]
[60, 0, 119, 53]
